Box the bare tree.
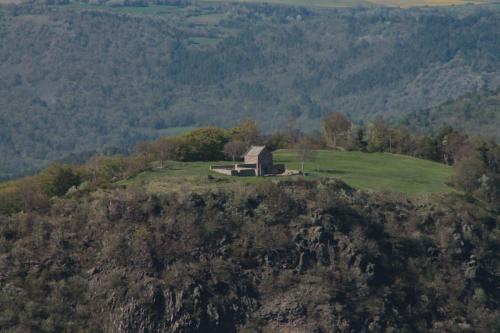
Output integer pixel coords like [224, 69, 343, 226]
[442, 132, 468, 165]
[321, 112, 352, 148]
[223, 140, 246, 162]
[229, 120, 261, 149]
[294, 137, 317, 175]
[152, 137, 178, 169]
[88, 154, 101, 183]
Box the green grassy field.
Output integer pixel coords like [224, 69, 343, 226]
[156, 126, 197, 137]
[123, 150, 454, 195]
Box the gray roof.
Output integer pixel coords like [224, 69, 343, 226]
[245, 146, 267, 157]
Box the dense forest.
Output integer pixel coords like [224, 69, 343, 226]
[404, 88, 500, 140]
[1, 2, 500, 179]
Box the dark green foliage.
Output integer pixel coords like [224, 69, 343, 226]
[405, 88, 500, 141]
[175, 127, 229, 161]
[1, 4, 500, 179]
[453, 138, 500, 201]
[38, 164, 81, 197]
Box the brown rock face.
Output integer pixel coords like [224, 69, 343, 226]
[0, 180, 498, 332]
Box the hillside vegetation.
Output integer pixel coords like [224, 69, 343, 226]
[126, 150, 454, 194]
[203, 0, 492, 8]
[1, 3, 500, 179]
[0, 119, 498, 332]
[0, 179, 499, 332]
[404, 88, 500, 141]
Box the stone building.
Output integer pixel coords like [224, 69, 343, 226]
[210, 145, 285, 176]
[243, 146, 273, 176]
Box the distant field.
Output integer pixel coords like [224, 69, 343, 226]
[202, 0, 370, 7]
[123, 150, 454, 195]
[156, 126, 197, 137]
[63, 2, 182, 14]
[0, 0, 491, 8]
[201, 0, 487, 8]
[372, 0, 487, 7]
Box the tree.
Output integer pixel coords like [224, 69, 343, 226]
[38, 164, 81, 197]
[415, 136, 440, 161]
[88, 154, 102, 183]
[294, 137, 317, 175]
[442, 131, 468, 165]
[265, 132, 289, 151]
[176, 127, 228, 161]
[223, 140, 246, 162]
[285, 116, 300, 146]
[344, 126, 366, 151]
[133, 141, 155, 163]
[453, 150, 487, 193]
[365, 117, 390, 152]
[321, 112, 351, 148]
[87, 155, 129, 184]
[152, 137, 179, 168]
[228, 120, 261, 149]
[392, 125, 415, 155]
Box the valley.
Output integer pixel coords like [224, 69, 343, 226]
[1, 1, 499, 179]
[0, 1, 499, 332]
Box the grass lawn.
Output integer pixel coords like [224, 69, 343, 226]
[156, 126, 197, 136]
[123, 150, 454, 195]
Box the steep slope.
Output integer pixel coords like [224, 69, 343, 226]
[0, 180, 498, 332]
[404, 88, 500, 140]
[1, 4, 500, 179]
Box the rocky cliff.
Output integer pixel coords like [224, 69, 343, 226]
[0, 180, 499, 332]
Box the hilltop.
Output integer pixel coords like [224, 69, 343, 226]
[1, 2, 500, 179]
[0, 121, 498, 332]
[125, 150, 454, 195]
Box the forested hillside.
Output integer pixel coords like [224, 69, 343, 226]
[404, 88, 500, 140]
[1, 2, 500, 179]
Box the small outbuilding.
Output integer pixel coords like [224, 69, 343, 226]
[243, 146, 273, 176]
[210, 145, 285, 176]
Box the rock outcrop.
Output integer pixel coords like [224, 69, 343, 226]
[0, 180, 498, 332]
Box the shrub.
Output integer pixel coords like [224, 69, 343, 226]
[176, 127, 229, 161]
[38, 164, 82, 197]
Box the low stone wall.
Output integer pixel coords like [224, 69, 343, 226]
[236, 163, 257, 169]
[211, 165, 256, 176]
[211, 163, 282, 177]
[237, 169, 256, 177]
[210, 165, 236, 170]
[211, 168, 234, 176]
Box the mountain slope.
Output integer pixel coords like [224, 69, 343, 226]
[1, 4, 500, 179]
[404, 88, 500, 140]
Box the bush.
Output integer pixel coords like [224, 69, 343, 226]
[39, 165, 82, 197]
[176, 127, 229, 161]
